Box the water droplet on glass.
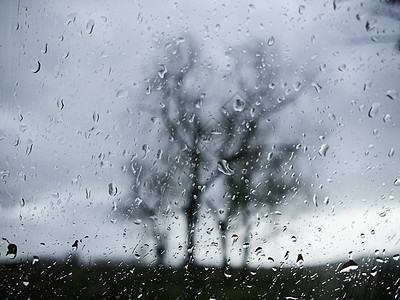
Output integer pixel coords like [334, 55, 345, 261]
[294, 81, 302, 92]
[6, 243, 17, 259]
[86, 19, 95, 34]
[20, 198, 25, 207]
[26, 139, 33, 156]
[284, 250, 290, 260]
[57, 97, 64, 110]
[267, 36, 275, 46]
[32, 256, 39, 264]
[295, 254, 304, 267]
[248, 4, 255, 13]
[379, 211, 387, 217]
[93, 112, 99, 122]
[368, 103, 381, 118]
[195, 98, 202, 108]
[393, 254, 400, 261]
[231, 234, 239, 245]
[312, 194, 318, 207]
[217, 159, 234, 175]
[242, 242, 250, 249]
[85, 187, 91, 199]
[318, 144, 329, 157]
[339, 260, 358, 273]
[298, 5, 305, 15]
[319, 64, 326, 71]
[157, 149, 163, 160]
[233, 98, 245, 112]
[383, 114, 392, 123]
[312, 82, 322, 93]
[108, 183, 117, 196]
[291, 236, 297, 242]
[338, 64, 346, 71]
[72, 240, 79, 251]
[134, 218, 142, 225]
[158, 64, 167, 78]
[394, 179, 400, 186]
[388, 148, 395, 157]
[31, 61, 41, 73]
[42, 43, 48, 54]
[387, 90, 398, 100]
[116, 89, 128, 98]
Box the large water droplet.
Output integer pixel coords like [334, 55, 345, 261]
[368, 103, 381, 118]
[339, 260, 358, 273]
[233, 98, 245, 112]
[6, 243, 17, 259]
[108, 183, 117, 196]
[296, 254, 304, 266]
[86, 19, 95, 34]
[32, 256, 39, 264]
[217, 159, 234, 175]
[318, 144, 329, 157]
[72, 240, 79, 251]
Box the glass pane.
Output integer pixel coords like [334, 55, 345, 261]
[1, 0, 400, 298]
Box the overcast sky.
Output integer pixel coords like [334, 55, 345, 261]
[0, 0, 400, 267]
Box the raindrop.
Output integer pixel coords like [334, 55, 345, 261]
[108, 183, 117, 196]
[217, 159, 234, 175]
[328, 113, 336, 121]
[393, 254, 400, 261]
[116, 89, 128, 98]
[291, 236, 297, 242]
[42, 43, 48, 54]
[134, 218, 142, 225]
[243, 242, 250, 249]
[379, 211, 387, 217]
[294, 81, 302, 91]
[195, 98, 202, 108]
[312, 82, 322, 93]
[318, 144, 329, 157]
[158, 64, 167, 78]
[388, 148, 395, 157]
[296, 254, 304, 266]
[267, 152, 273, 160]
[298, 5, 305, 15]
[365, 19, 376, 32]
[387, 90, 398, 100]
[20, 198, 25, 207]
[255, 246, 262, 254]
[233, 98, 245, 112]
[231, 234, 239, 246]
[57, 97, 64, 110]
[338, 64, 346, 71]
[339, 260, 358, 273]
[5, 243, 17, 259]
[394, 179, 400, 186]
[267, 36, 275, 46]
[26, 139, 33, 156]
[86, 19, 95, 34]
[93, 112, 99, 122]
[72, 240, 79, 251]
[85, 187, 91, 199]
[312, 194, 318, 207]
[319, 64, 326, 71]
[32, 256, 39, 264]
[157, 149, 163, 160]
[215, 24, 221, 32]
[248, 4, 255, 13]
[368, 103, 381, 118]
[31, 61, 41, 73]
[284, 251, 289, 260]
[383, 114, 392, 123]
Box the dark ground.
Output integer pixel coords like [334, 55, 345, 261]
[0, 256, 399, 299]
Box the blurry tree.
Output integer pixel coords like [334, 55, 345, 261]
[126, 36, 307, 268]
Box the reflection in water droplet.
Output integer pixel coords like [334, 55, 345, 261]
[339, 260, 358, 273]
[387, 90, 398, 100]
[108, 183, 117, 196]
[267, 36, 275, 46]
[86, 19, 95, 34]
[368, 103, 381, 118]
[318, 144, 329, 157]
[218, 159, 234, 175]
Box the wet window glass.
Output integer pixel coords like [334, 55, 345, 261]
[1, 0, 400, 298]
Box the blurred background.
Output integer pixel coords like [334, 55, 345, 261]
[1, 0, 400, 298]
